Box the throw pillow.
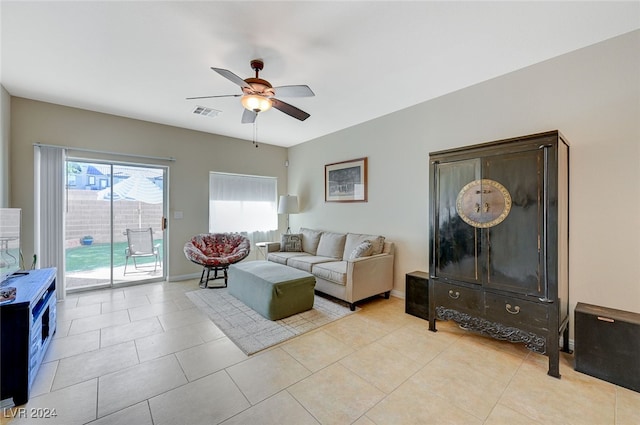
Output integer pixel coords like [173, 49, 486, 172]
[349, 240, 373, 260]
[369, 236, 386, 255]
[280, 234, 302, 252]
[343, 233, 384, 260]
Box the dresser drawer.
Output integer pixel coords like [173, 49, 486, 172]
[433, 281, 481, 314]
[484, 293, 549, 332]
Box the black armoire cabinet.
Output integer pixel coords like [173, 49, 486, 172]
[428, 131, 570, 378]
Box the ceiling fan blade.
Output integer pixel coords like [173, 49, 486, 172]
[241, 109, 257, 124]
[185, 94, 241, 100]
[271, 98, 310, 121]
[273, 85, 315, 98]
[212, 67, 251, 89]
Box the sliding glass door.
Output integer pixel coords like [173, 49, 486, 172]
[64, 160, 166, 292]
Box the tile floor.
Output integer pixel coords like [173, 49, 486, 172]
[1, 279, 638, 425]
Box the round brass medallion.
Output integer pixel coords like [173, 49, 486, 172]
[456, 179, 512, 228]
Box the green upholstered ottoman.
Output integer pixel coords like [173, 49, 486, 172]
[228, 261, 316, 320]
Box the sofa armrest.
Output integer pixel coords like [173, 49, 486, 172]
[346, 253, 394, 302]
[266, 242, 281, 252]
[348, 252, 394, 267]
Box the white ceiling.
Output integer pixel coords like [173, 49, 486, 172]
[2, 1, 639, 148]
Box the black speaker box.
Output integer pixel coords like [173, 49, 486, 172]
[574, 302, 640, 392]
[405, 271, 429, 320]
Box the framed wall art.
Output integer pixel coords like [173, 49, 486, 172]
[325, 157, 368, 202]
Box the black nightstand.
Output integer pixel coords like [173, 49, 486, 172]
[405, 271, 429, 320]
[575, 302, 640, 392]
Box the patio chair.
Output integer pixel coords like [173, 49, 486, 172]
[183, 233, 251, 288]
[124, 228, 160, 275]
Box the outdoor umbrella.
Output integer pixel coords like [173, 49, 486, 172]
[97, 173, 163, 228]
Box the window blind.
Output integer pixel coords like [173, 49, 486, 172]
[209, 172, 277, 233]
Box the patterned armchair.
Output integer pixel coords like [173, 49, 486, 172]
[183, 233, 251, 288]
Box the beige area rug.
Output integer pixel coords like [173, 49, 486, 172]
[186, 288, 357, 355]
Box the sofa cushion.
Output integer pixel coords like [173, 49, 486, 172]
[316, 232, 347, 259]
[267, 251, 310, 265]
[343, 233, 386, 260]
[300, 228, 322, 255]
[287, 256, 338, 273]
[280, 233, 302, 252]
[349, 240, 373, 260]
[312, 261, 347, 285]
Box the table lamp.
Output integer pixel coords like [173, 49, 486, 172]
[278, 195, 299, 234]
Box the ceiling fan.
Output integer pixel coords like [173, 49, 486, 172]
[187, 59, 314, 124]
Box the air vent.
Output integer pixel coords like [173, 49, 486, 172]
[192, 106, 221, 118]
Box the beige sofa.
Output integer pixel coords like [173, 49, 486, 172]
[266, 228, 395, 310]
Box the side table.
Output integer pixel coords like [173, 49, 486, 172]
[405, 271, 429, 320]
[255, 242, 270, 260]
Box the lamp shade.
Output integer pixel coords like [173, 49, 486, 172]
[278, 195, 299, 214]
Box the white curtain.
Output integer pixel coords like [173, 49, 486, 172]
[34, 145, 66, 300]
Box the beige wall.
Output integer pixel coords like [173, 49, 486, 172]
[288, 30, 640, 317]
[9, 99, 289, 279]
[7, 30, 639, 322]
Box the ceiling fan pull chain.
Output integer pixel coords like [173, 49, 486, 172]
[253, 120, 259, 148]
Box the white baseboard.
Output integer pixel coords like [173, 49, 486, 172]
[168, 273, 200, 282]
[390, 289, 405, 299]
[565, 337, 575, 352]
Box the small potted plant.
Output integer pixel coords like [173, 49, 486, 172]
[80, 235, 94, 246]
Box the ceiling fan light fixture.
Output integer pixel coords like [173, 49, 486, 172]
[241, 94, 272, 113]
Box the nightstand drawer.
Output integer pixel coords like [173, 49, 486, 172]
[484, 293, 549, 331]
[433, 281, 481, 314]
